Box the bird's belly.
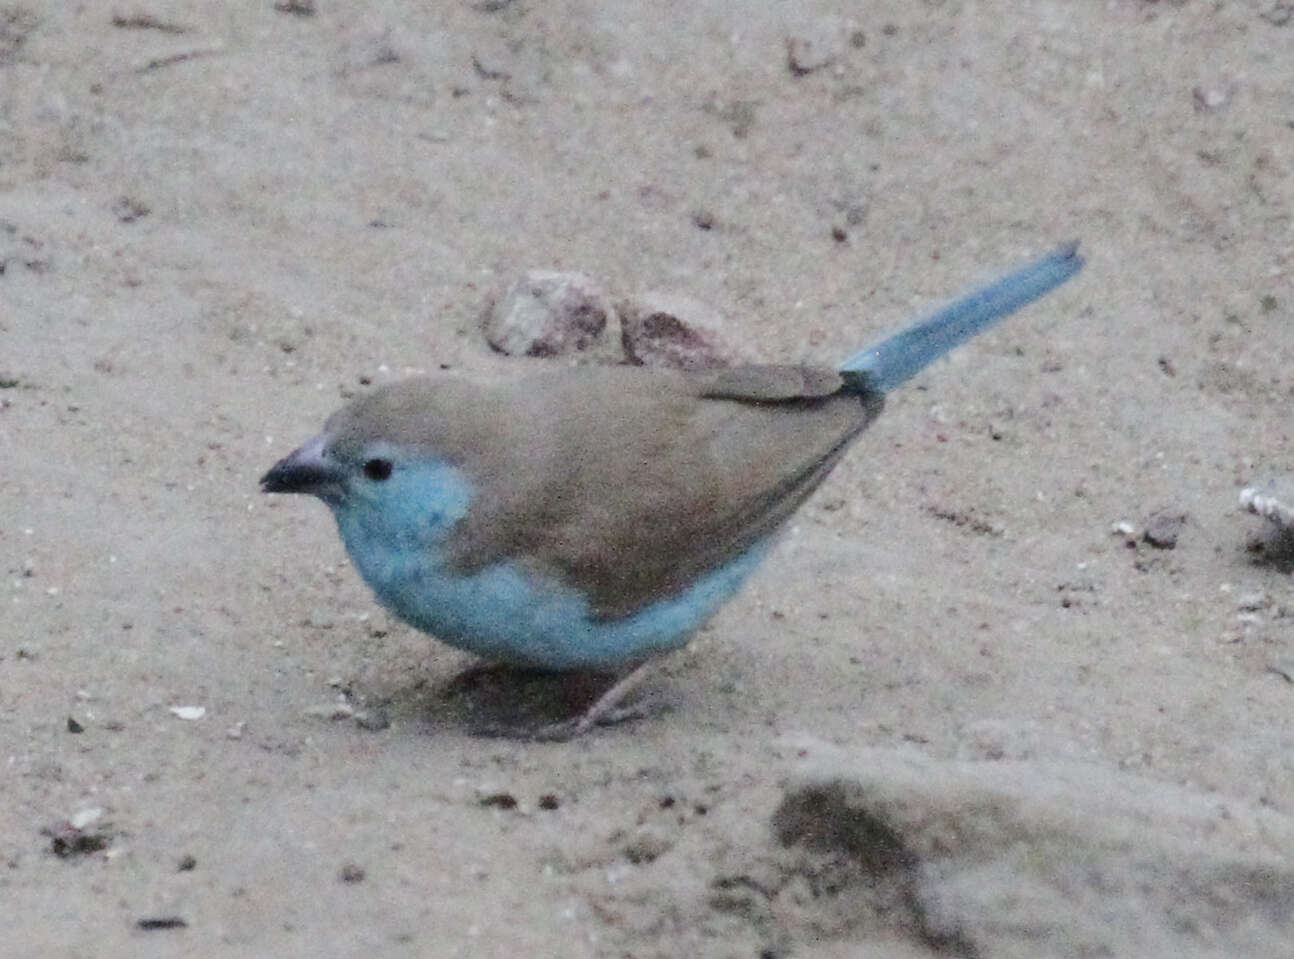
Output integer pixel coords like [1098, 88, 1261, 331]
[353, 544, 770, 670]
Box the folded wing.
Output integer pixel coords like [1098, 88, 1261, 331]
[443, 365, 881, 619]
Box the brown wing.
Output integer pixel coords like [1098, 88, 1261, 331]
[438, 364, 883, 619]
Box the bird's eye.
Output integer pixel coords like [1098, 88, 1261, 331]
[363, 458, 394, 481]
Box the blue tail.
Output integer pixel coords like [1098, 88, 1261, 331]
[838, 242, 1084, 394]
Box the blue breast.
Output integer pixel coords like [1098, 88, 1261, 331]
[330, 461, 769, 670]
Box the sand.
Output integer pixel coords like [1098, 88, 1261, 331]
[3, 1, 1293, 956]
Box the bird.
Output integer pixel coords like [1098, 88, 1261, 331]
[261, 243, 1084, 737]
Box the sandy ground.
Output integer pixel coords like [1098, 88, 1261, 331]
[3, 1, 1293, 956]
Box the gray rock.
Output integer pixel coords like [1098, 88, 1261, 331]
[619, 291, 742, 371]
[483, 270, 616, 358]
[769, 738, 1294, 958]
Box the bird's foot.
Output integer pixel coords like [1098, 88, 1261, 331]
[462, 659, 663, 740]
[481, 698, 655, 742]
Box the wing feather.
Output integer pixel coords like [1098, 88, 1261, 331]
[440, 365, 881, 618]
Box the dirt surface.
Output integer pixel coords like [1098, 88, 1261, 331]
[3, 2, 1293, 956]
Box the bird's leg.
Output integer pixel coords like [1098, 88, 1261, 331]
[460, 659, 664, 740]
[531, 658, 660, 741]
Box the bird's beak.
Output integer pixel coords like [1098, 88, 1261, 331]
[260, 434, 345, 499]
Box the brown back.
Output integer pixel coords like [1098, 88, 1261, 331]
[327, 365, 882, 619]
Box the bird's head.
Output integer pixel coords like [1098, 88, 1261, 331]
[260, 379, 475, 542]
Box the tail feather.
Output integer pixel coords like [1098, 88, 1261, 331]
[838, 242, 1084, 394]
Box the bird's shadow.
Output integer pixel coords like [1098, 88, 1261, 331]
[441, 663, 623, 734]
[363, 661, 664, 738]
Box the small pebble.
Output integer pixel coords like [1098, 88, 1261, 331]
[354, 707, 391, 731]
[1240, 482, 1294, 530]
[71, 808, 103, 830]
[339, 862, 366, 883]
[42, 815, 111, 857]
[136, 917, 187, 931]
[111, 196, 150, 223]
[1192, 85, 1231, 112]
[621, 826, 673, 864]
[274, 0, 315, 15]
[1143, 510, 1187, 550]
[1236, 592, 1269, 612]
[305, 702, 355, 721]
